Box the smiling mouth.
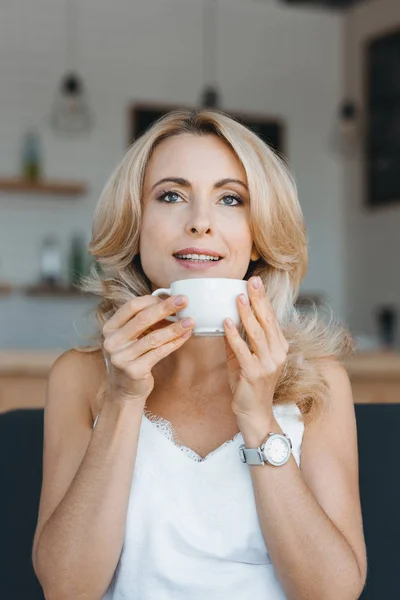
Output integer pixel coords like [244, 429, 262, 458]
[173, 253, 223, 262]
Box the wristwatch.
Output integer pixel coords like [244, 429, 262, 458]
[239, 432, 292, 467]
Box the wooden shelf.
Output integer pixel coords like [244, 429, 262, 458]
[0, 283, 13, 296]
[0, 177, 87, 195]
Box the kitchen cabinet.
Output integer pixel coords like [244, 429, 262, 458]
[0, 350, 399, 413]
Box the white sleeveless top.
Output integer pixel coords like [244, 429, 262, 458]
[95, 398, 304, 600]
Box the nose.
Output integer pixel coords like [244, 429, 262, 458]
[185, 203, 213, 236]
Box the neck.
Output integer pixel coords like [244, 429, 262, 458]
[154, 335, 228, 387]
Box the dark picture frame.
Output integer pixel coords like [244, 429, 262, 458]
[129, 102, 286, 157]
[364, 27, 400, 208]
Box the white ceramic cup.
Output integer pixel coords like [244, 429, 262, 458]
[151, 278, 248, 337]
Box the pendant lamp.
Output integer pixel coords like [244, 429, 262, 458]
[200, 0, 221, 109]
[50, 0, 93, 133]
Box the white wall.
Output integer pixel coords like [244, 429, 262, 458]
[0, 0, 345, 348]
[344, 0, 400, 336]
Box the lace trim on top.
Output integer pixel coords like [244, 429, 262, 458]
[99, 354, 240, 462]
[143, 408, 241, 463]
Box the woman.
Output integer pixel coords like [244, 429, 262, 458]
[32, 110, 367, 599]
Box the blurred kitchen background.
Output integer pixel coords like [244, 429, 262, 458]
[1, 1, 400, 599]
[0, 0, 399, 353]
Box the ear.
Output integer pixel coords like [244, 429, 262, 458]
[250, 246, 260, 262]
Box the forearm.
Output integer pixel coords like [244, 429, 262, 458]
[240, 414, 364, 600]
[34, 395, 144, 600]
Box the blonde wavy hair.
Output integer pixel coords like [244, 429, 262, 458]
[78, 109, 353, 422]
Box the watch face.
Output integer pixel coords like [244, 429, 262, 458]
[263, 435, 290, 466]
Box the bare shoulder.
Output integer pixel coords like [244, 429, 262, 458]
[48, 347, 106, 423]
[305, 359, 353, 424]
[301, 358, 356, 451]
[318, 358, 351, 389]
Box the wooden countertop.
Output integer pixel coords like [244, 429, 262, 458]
[0, 350, 63, 376]
[344, 351, 400, 379]
[0, 349, 399, 378]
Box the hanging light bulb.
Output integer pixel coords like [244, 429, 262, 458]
[201, 85, 220, 109]
[199, 0, 221, 109]
[50, 0, 93, 134]
[51, 71, 93, 133]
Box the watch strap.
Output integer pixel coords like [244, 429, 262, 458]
[238, 445, 266, 465]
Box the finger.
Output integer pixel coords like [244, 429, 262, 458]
[104, 294, 188, 351]
[103, 295, 160, 334]
[112, 317, 195, 363]
[247, 277, 283, 350]
[122, 328, 194, 379]
[237, 292, 269, 362]
[224, 319, 254, 372]
[276, 327, 289, 354]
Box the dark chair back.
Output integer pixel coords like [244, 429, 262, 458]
[0, 409, 45, 600]
[355, 404, 400, 599]
[0, 405, 399, 599]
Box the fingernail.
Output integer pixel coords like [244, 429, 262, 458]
[182, 318, 194, 329]
[252, 277, 261, 289]
[239, 294, 248, 305]
[174, 295, 186, 306]
[225, 318, 234, 329]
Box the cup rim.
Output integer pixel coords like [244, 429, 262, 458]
[171, 277, 247, 285]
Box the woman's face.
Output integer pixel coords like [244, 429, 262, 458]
[140, 133, 259, 290]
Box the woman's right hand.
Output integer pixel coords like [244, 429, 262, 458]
[102, 294, 194, 402]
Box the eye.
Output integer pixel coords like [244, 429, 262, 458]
[157, 190, 182, 204]
[220, 194, 244, 207]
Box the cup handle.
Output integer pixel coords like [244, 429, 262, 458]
[151, 288, 178, 322]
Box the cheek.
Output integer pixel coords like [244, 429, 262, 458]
[139, 208, 176, 265]
[225, 220, 253, 251]
[140, 208, 165, 246]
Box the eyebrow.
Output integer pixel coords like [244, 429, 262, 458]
[150, 177, 248, 192]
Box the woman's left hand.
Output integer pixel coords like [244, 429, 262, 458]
[224, 276, 289, 424]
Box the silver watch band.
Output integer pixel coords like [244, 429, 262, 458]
[238, 445, 266, 465]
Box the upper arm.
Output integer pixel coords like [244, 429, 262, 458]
[32, 349, 101, 564]
[300, 360, 367, 582]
